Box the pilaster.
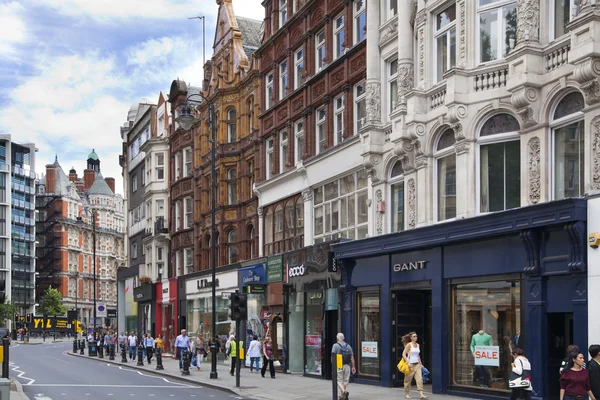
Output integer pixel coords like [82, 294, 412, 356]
[398, 0, 415, 96]
[302, 189, 314, 245]
[365, 0, 381, 126]
[257, 206, 264, 257]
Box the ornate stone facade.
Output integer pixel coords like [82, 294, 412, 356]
[527, 137, 541, 204]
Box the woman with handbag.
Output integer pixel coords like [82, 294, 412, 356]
[509, 348, 532, 400]
[194, 333, 207, 371]
[560, 352, 597, 400]
[402, 331, 426, 399]
[261, 337, 276, 379]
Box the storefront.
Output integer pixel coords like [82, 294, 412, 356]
[133, 283, 155, 336]
[117, 265, 138, 334]
[239, 259, 268, 367]
[155, 278, 178, 355]
[332, 199, 588, 400]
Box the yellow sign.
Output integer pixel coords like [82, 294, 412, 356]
[0, 346, 4, 363]
[336, 353, 343, 369]
[238, 340, 245, 360]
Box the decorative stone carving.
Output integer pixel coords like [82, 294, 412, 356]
[518, 107, 536, 128]
[592, 116, 600, 190]
[527, 136, 541, 204]
[511, 87, 538, 127]
[516, 0, 540, 44]
[301, 188, 313, 202]
[573, 58, 600, 105]
[455, 142, 470, 155]
[446, 105, 467, 124]
[375, 189, 383, 236]
[257, 207, 263, 217]
[415, 156, 428, 169]
[365, 167, 380, 183]
[366, 82, 381, 124]
[418, 28, 424, 85]
[397, 64, 414, 98]
[407, 178, 416, 229]
[380, 22, 398, 45]
[459, 1, 466, 66]
[450, 122, 465, 142]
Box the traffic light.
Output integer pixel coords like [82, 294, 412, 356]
[231, 291, 247, 321]
[13, 313, 19, 323]
[26, 313, 31, 323]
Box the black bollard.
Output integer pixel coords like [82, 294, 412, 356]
[137, 346, 144, 366]
[98, 344, 104, 358]
[181, 350, 191, 375]
[73, 339, 78, 353]
[120, 344, 127, 363]
[109, 344, 115, 360]
[79, 339, 85, 355]
[155, 348, 164, 370]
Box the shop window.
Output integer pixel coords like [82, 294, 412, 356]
[305, 290, 324, 375]
[551, 0, 575, 40]
[389, 161, 404, 232]
[478, 113, 521, 213]
[333, 13, 345, 60]
[227, 109, 237, 143]
[451, 278, 522, 392]
[435, 129, 456, 221]
[227, 230, 238, 264]
[354, 0, 366, 43]
[552, 91, 585, 200]
[434, 4, 456, 82]
[478, 0, 517, 63]
[357, 290, 380, 377]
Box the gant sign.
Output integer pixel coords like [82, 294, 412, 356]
[393, 260, 427, 272]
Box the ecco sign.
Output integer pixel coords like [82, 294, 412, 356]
[393, 260, 427, 272]
[288, 265, 305, 277]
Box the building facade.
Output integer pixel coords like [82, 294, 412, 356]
[2, 135, 37, 316]
[36, 152, 123, 328]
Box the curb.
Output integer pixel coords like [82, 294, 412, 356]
[10, 377, 31, 400]
[66, 352, 244, 397]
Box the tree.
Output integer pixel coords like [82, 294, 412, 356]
[0, 296, 17, 324]
[38, 287, 67, 316]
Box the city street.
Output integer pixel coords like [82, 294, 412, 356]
[9, 341, 250, 400]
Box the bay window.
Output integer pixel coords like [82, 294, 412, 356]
[355, 81, 367, 133]
[263, 195, 304, 255]
[333, 13, 345, 60]
[294, 119, 304, 164]
[316, 107, 327, 155]
[294, 47, 304, 89]
[334, 95, 345, 145]
[435, 129, 457, 221]
[478, 0, 517, 63]
[316, 30, 326, 71]
[434, 4, 457, 82]
[389, 161, 404, 232]
[354, 0, 366, 43]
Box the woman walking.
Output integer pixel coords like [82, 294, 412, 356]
[402, 331, 426, 399]
[194, 333, 208, 371]
[560, 352, 597, 400]
[509, 348, 532, 400]
[247, 336, 262, 373]
[261, 337, 276, 379]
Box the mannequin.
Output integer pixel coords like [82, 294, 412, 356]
[471, 330, 493, 387]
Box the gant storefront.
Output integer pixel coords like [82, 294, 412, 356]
[332, 199, 588, 400]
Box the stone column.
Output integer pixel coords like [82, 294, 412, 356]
[516, 0, 540, 45]
[398, 0, 415, 96]
[257, 207, 264, 257]
[365, 0, 381, 125]
[302, 189, 314, 245]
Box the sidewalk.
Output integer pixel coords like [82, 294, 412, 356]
[10, 377, 30, 400]
[67, 350, 472, 400]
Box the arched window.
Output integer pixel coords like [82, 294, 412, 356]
[247, 225, 255, 259]
[227, 109, 237, 143]
[227, 168, 237, 205]
[227, 230, 238, 264]
[552, 91, 585, 200]
[389, 160, 404, 232]
[274, 205, 284, 251]
[295, 197, 304, 243]
[264, 208, 274, 255]
[478, 113, 521, 213]
[435, 128, 456, 221]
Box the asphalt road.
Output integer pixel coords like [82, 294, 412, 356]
[9, 341, 249, 400]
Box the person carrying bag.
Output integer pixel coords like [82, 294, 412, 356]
[509, 348, 532, 400]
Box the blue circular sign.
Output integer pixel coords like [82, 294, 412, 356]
[98, 305, 105, 311]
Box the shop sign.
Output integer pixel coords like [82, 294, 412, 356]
[287, 264, 306, 278]
[267, 255, 283, 283]
[162, 283, 169, 303]
[197, 278, 219, 291]
[361, 341, 378, 358]
[133, 284, 155, 302]
[393, 260, 427, 272]
[328, 252, 338, 273]
[107, 309, 117, 318]
[473, 345, 500, 366]
[305, 335, 321, 348]
[246, 285, 266, 294]
[240, 264, 267, 286]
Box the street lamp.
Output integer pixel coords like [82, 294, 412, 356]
[73, 271, 79, 338]
[176, 94, 218, 380]
[78, 207, 97, 335]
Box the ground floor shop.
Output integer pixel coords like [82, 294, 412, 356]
[156, 278, 178, 354]
[333, 199, 588, 400]
[133, 283, 155, 336]
[117, 266, 139, 335]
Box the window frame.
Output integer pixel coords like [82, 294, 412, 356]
[354, 81, 367, 134]
[266, 138, 275, 180]
[279, 0, 288, 28]
[476, 0, 517, 64]
[387, 58, 398, 115]
[132, 175, 138, 193]
[227, 168, 237, 205]
[433, 129, 457, 223]
[184, 196, 193, 229]
[280, 131, 289, 172]
[386, 0, 398, 21]
[174, 152, 181, 180]
[227, 229, 238, 264]
[549, 0, 575, 41]
[280, 60, 289, 99]
[333, 13, 345, 60]
[334, 94, 345, 146]
[316, 29, 326, 72]
[184, 147, 192, 177]
[156, 153, 165, 181]
[227, 108, 237, 143]
[354, 0, 367, 44]
[434, 4, 457, 82]
[388, 161, 405, 233]
[294, 47, 305, 89]
[175, 200, 182, 231]
[266, 72, 275, 109]
[316, 106, 327, 155]
[294, 119, 305, 164]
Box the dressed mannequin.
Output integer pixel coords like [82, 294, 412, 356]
[470, 330, 493, 387]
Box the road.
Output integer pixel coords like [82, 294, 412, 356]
[9, 341, 250, 400]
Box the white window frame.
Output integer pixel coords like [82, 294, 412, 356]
[141, 165, 146, 186]
[434, 4, 457, 82]
[156, 199, 165, 216]
[131, 243, 138, 259]
[388, 162, 405, 233]
[294, 119, 304, 164]
[184, 147, 192, 177]
[354, 0, 366, 44]
[549, 0, 576, 41]
[175, 200, 181, 230]
[227, 109, 237, 143]
[354, 81, 367, 134]
[280, 60, 289, 99]
[156, 153, 165, 181]
[477, 0, 517, 64]
[185, 248, 193, 270]
[175, 152, 181, 180]
[279, 0, 288, 28]
[333, 13, 345, 60]
[316, 30, 326, 71]
[433, 132, 457, 223]
[266, 138, 274, 180]
[280, 131, 289, 171]
[334, 94, 345, 146]
[386, 0, 398, 21]
[266, 72, 274, 109]
[132, 175, 138, 192]
[294, 47, 304, 89]
[184, 196, 192, 229]
[388, 58, 398, 115]
[316, 107, 327, 155]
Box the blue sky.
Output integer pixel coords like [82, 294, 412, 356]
[0, 0, 264, 194]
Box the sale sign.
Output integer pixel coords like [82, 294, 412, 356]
[305, 335, 321, 348]
[474, 345, 500, 366]
[361, 341, 378, 358]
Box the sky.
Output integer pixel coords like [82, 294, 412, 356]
[0, 0, 264, 195]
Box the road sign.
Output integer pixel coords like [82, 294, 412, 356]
[96, 304, 107, 318]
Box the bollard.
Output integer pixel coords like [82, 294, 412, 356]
[155, 348, 164, 370]
[332, 353, 339, 400]
[1, 338, 9, 378]
[109, 344, 115, 360]
[80, 339, 85, 355]
[73, 339, 78, 353]
[181, 350, 191, 375]
[98, 344, 104, 358]
[120, 344, 127, 363]
[137, 346, 144, 366]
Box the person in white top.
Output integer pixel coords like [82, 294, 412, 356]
[144, 333, 155, 364]
[247, 336, 262, 373]
[402, 331, 427, 400]
[127, 331, 138, 360]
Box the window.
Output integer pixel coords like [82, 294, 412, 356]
[334, 95, 345, 145]
[294, 119, 305, 164]
[294, 47, 304, 89]
[357, 290, 380, 377]
[184, 147, 192, 176]
[227, 169, 237, 205]
[316, 107, 327, 155]
[185, 248, 193, 270]
[478, 0, 517, 63]
[313, 170, 369, 242]
[355, 81, 367, 133]
[478, 114, 521, 213]
[227, 109, 237, 143]
[552, 91, 585, 200]
[452, 278, 522, 391]
[279, 0, 288, 28]
[156, 199, 165, 216]
[175, 201, 181, 230]
[266, 72, 275, 109]
[316, 30, 326, 71]
[184, 197, 193, 229]
[247, 225, 255, 259]
[388, 59, 398, 113]
[247, 160, 254, 197]
[227, 230, 238, 264]
[434, 5, 457, 82]
[264, 208, 274, 255]
[132, 175, 138, 192]
[354, 0, 366, 43]
[386, 0, 397, 20]
[435, 129, 457, 221]
[389, 161, 405, 232]
[175, 152, 181, 180]
[280, 61, 289, 98]
[266, 138, 274, 179]
[157, 246, 164, 261]
[280, 132, 289, 171]
[552, 0, 575, 40]
[141, 165, 146, 186]
[156, 153, 165, 180]
[131, 243, 138, 259]
[333, 13, 345, 60]
[263, 196, 304, 255]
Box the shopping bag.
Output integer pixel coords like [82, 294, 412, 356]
[397, 358, 409, 374]
[273, 360, 281, 367]
[191, 355, 197, 367]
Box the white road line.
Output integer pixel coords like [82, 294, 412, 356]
[106, 364, 195, 387]
[9, 362, 35, 385]
[29, 384, 196, 388]
[33, 397, 52, 400]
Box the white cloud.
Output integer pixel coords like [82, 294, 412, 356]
[0, 2, 27, 56]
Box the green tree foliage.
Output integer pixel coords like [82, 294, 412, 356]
[38, 287, 67, 316]
[0, 296, 18, 323]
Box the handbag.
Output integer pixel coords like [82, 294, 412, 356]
[397, 358, 410, 374]
[509, 359, 531, 389]
[191, 355, 197, 367]
[273, 360, 281, 367]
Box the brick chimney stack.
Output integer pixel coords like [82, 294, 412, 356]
[105, 177, 115, 194]
[45, 164, 56, 193]
[69, 168, 78, 182]
[83, 169, 95, 190]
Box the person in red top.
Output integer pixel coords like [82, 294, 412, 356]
[560, 352, 598, 400]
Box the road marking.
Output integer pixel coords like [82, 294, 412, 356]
[105, 364, 196, 387]
[33, 397, 52, 400]
[9, 362, 35, 385]
[29, 384, 196, 388]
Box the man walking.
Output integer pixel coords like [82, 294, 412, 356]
[589, 344, 600, 400]
[127, 331, 137, 360]
[332, 332, 356, 400]
[175, 329, 191, 372]
[144, 332, 155, 364]
[228, 334, 237, 376]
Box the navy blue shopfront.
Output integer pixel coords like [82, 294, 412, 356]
[333, 199, 588, 400]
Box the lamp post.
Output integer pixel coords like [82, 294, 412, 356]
[176, 93, 218, 380]
[74, 271, 79, 339]
[78, 207, 97, 335]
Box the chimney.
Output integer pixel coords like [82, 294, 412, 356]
[69, 168, 78, 182]
[105, 177, 115, 194]
[83, 169, 95, 190]
[45, 164, 56, 193]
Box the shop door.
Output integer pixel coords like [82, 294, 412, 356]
[547, 313, 573, 400]
[392, 289, 432, 387]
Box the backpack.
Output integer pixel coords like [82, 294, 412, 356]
[339, 343, 352, 365]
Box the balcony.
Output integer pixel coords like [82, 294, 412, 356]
[12, 165, 36, 179]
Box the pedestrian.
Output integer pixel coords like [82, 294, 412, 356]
[228, 334, 237, 376]
[261, 337, 276, 379]
[247, 336, 262, 373]
[560, 352, 597, 400]
[561, 345, 587, 374]
[331, 333, 354, 400]
[402, 331, 426, 399]
[144, 333, 155, 364]
[193, 333, 207, 371]
[509, 348, 532, 400]
[155, 334, 164, 354]
[589, 345, 600, 400]
[118, 331, 126, 348]
[174, 329, 191, 372]
[127, 331, 137, 360]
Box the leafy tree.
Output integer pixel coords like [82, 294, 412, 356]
[38, 287, 67, 316]
[0, 296, 17, 324]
